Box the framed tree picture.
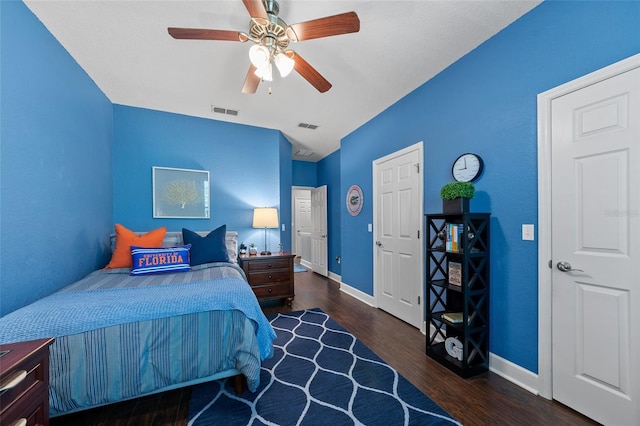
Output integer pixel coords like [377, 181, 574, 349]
[152, 166, 210, 219]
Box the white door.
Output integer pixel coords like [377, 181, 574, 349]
[293, 188, 312, 263]
[549, 65, 639, 425]
[311, 185, 328, 276]
[373, 142, 423, 329]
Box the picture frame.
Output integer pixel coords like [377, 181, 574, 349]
[448, 261, 462, 287]
[152, 166, 210, 219]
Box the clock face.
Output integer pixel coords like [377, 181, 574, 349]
[452, 153, 484, 182]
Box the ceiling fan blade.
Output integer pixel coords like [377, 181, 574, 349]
[242, 0, 268, 22]
[292, 53, 332, 93]
[287, 12, 360, 42]
[242, 64, 261, 94]
[168, 27, 247, 42]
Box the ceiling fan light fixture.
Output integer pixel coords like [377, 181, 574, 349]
[249, 44, 270, 69]
[274, 52, 294, 77]
[254, 62, 273, 82]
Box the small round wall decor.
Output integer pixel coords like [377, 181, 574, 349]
[346, 185, 363, 216]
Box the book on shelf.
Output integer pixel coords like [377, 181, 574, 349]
[445, 223, 464, 253]
[448, 261, 462, 286]
[442, 312, 465, 324]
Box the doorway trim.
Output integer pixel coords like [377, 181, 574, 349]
[537, 53, 640, 399]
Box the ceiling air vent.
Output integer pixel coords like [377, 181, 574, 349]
[211, 106, 239, 116]
[295, 149, 315, 158]
[298, 123, 318, 130]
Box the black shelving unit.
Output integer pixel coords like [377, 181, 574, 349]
[425, 212, 490, 378]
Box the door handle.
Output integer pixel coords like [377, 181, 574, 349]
[375, 241, 382, 246]
[556, 261, 584, 273]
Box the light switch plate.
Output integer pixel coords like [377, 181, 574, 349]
[522, 224, 534, 241]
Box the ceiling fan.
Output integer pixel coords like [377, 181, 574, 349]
[168, 0, 360, 94]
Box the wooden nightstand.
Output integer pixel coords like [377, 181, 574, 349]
[239, 252, 295, 306]
[0, 337, 54, 426]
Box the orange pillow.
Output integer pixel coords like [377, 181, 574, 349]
[104, 224, 167, 269]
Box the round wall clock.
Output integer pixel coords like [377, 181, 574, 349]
[346, 185, 363, 216]
[452, 153, 484, 182]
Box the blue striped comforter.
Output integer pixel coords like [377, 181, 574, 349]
[0, 263, 276, 415]
[0, 263, 274, 360]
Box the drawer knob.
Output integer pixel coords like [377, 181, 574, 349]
[268, 288, 273, 293]
[0, 369, 27, 391]
[268, 275, 272, 280]
[267, 263, 272, 268]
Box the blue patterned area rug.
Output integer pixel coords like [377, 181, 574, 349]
[188, 308, 460, 425]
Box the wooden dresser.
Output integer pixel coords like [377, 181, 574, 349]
[0, 338, 54, 426]
[239, 252, 295, 306]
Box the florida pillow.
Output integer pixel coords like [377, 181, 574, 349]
[130, 245, 191, 275]
[104, 224, 167, 269]
[182, 225, 230, 266]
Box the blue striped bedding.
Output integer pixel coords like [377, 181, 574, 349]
[0, 262, 275, 416]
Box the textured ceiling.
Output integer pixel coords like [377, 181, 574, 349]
[24, 0, 541, 161]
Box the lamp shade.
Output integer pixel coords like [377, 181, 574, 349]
[253, 208, 279, 228]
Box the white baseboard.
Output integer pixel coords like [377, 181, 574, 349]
[489, 353, 539, 395]
[339, 281, 376, 307]
[328, 271, 341, 283]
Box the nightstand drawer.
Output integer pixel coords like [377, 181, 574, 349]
[248, 270, 290, 284]
[0, 354, 46, 414]
[1, 386, 47, 426]
[251, 282, 291, 298]
[0, 338, 53, 426]
[245, 258, 290, 271]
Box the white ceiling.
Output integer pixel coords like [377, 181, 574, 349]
[24, 0, 541, 161]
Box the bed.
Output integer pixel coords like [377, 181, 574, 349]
[0, 228, 276, 417]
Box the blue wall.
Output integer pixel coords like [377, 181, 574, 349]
[292, 160, 317, 187]
[340, 1, 640, 373]
[0, 1, 113, 316]
[279, 133, 293, 251]
[318, 151, 341, 275]
[112, 105, 287, 253]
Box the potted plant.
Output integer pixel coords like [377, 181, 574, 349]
[440, 182, 475, 214]
[248, 243, 258, 255]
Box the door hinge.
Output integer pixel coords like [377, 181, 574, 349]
[417, 229, 420, 239]
[415, 163, 420, 173]
[418, 296, 421, 305]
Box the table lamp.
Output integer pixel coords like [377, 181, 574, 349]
[253, 207, 279, 255]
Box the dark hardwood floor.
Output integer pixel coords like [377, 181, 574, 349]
[51, 268, 598, 426]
